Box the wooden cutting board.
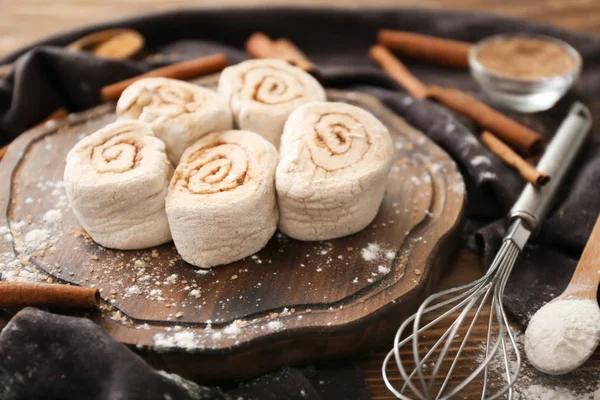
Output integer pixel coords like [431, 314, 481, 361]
[0, 79, 465, 381]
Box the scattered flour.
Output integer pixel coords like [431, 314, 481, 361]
[153, 331, 197, 350]
[471, 155, 492, 166]
[42, 209, 62, 224]
[378, 265, 391, 274]
[23, 229, 49, 250]
[224, 320, 245, 336]
[480, 171, 497, 180]
[525, 299, 600, 374]
[266, 320, 284, 331]
[476, 329, 600, 400]
[361, 243, 396, 264]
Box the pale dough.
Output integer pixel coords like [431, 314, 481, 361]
[166, 130, 279, 268]
[116, 77, 233, 165]
[218, 59, 326, 147]
[276, 101, 394, 241]
[64, 120, 173, 249]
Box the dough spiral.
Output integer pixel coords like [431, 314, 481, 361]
[64, 120, 173, 249]
[218, 59, 325, 146]
[276, 102, 394, 241]
[117, 77, 233, 164]
[166, 130, 279, 268]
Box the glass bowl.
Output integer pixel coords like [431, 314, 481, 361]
[469, 33, 582, 113]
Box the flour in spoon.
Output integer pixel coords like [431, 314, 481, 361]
[525, 298, 600, 375]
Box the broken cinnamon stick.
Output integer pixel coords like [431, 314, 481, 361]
[369, 45, 429, 99]
[378, 30, 472, 69]
[245, 32, 319, 77]
[427, 86, 542, 155]
[273, 38, 317, 73]
[481, 130, 549, 186]
[0, 282, 99, 309]
[100, 53, 228, 102]
[246, 32, 281, 59]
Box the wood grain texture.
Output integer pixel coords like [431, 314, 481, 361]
[1, 0, 600, 57]
[3, 2, 600, 397]
[0, 79, 464, 380]
[562, 214, 600, 299]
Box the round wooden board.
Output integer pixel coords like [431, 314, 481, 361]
[0, 79, 465, 381]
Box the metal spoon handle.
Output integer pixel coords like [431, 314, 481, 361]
[510, 102, 592, 233]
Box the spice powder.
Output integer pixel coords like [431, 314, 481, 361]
[476, 37, 577, 80]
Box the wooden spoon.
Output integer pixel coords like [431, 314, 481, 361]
[67, 29, 144, 59]
[525, 214, 600, 375]
[0, 29, 145, 78]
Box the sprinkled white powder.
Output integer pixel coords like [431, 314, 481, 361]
[385, 251, 396, 260]
[25, 197, 34, 204]
[525, 299, 600, 374]
[195, 269, 210, 275]
[378, 265, 391, 274]
[471, 155, 492, 166]
[224, 320, 245, 336]
[153, 331, 196, 350]
[164, 274, 178, 284]
[480, 171, 497, 180]
[453, 182, 466, 195]
[361, 243, 380, 261]
[188, 289, 201, 298]
[24, 229, 49, 250]
[267, 320, 284, 331]
[42, 209, 62, 224]
[126, 285, 142, 296]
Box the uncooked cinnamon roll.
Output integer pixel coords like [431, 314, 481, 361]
[166, 130, 279, 268]
[64, 120, 173, 249]
[218, 59, 325, 147]
[116, 77, 233, 164]
[276, 102, 394, 241]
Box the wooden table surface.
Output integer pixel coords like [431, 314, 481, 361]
[2, 1, 600, 399]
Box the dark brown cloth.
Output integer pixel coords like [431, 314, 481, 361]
[1, 6, 600, 399]
[0, 308, 369, 400]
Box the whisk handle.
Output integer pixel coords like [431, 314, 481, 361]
[510, 102, 592, 234]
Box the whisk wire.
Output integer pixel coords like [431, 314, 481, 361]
[384, 220, 531, 400]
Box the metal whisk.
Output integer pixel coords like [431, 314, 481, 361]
[383, 102, 592, 400]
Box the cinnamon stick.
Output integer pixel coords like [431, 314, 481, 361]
[378, 30, 472, 69]
[481, 130, 550, 186]
[369, 45, 429, 99]
[100, 53, 228, 102]
[427, 85, 542, 155]
[272, 38, 317, 74]
[246, 32, 281, 59]
[245, 32, 319, 77]
[0, 282, 99, 309]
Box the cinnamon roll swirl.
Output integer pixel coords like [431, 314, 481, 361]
[218, 59, 325, 147]
[64, 120, 173, 249]
[166, 130, 278, 268]
[116, 77, 233, 164]
[276, 102, 394, 241]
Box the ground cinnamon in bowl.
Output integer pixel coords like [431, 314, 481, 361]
[469, 33, 581, 112]
[475, 35, 579, 81]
